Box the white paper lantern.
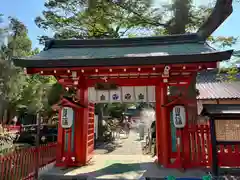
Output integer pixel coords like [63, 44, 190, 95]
[61, 107, 74, 129]
[172, 105, 186, 128]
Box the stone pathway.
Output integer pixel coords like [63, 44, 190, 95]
[40, 130, 206, 179]
[94, 129, 143, 155]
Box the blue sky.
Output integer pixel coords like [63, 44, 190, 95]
[0, 0, 240, 52]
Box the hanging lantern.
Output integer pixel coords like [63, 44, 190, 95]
[172, 105, 186, 128]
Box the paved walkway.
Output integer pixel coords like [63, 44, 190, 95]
[40, 130, 206, 179]
[94, 129, 143, 155]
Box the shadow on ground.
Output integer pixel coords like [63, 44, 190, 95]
[40, 162, 208, 180]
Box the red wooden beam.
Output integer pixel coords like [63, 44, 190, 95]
[87, 77, 159, 86]
[56, 76, 194, 87]
[26, 62, 217, 75]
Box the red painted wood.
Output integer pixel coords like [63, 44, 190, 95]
[74, 108, 82, 165]
[67, 129, 72, 165]
[160, 83, 170, 167]
[27, 62, 217, 75]
[0, 143, 56, 179]
[182, 107, 190, 167]
[74, 79, 89, 166]
[218, 144, 240, 167]
[200, 125, 207, 165]
[24, 60, 228, 169]
[86, 102, 95, 162]
[206, 123, 212, 166]
[56, 108, 63, 166]
[183, 124, 211, 168]
[58, 76, 194, 87]
[176, 130, 183, 168]
[155, 83, 162, 164]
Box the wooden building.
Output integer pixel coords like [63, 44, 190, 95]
[11, 0, 235, 170]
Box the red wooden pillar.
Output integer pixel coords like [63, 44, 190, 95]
[56, 108, 64, 166]
[155, 84, 162, 164]
[75, 79, 89, 165]
[155, 82, 170, 167]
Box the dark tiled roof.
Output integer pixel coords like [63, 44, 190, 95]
[196, 70, 240, 100]
[13, 33, 233, 68]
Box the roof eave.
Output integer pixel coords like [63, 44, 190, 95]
[13, 50, 233, 68]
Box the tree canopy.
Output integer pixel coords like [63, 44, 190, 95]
[0, 16, 56, 124]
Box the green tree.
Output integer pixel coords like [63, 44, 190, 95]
[35, 0, 163, 39]
[0, 16, 56, 124]
[35, 0, 236, 126]
[5, 17, 32, 59]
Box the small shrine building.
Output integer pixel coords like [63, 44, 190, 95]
[13, 33, 233, 168]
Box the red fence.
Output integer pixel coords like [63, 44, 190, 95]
[0, 143, 57, 180]
[217, 144, 240, 167]
[186, 124, 212, 168]
[185, 124, 240, 168]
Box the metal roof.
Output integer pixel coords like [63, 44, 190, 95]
[197, 70, 240, 100]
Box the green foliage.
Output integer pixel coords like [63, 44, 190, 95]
[0, 16, 56, 122]
[34, 0, 239, 120]
[35, 0, 169, 40]
[208, 36, 238, 48]
[226, 67, 239, 81]
[107, 103, 126, 118]
[47, 83, 64, 106]
[35, 0, 236, 47]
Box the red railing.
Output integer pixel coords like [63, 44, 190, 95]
[217, 144, 240, 167]
[186, 124, 240, 168]
[0, 143, 57, 180]
[185, 124, 212, 168]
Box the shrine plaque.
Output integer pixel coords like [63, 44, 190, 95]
[147, 86, 155, 102]
[172, 105, 186, 128]
[215, 120, 240, 141]
[110, 89, 121, 102]
[88, 87, 96, 102]
[122, 86, 134, 102]
[96, 90, 109, 103]
[61, 107, 74, 129]
[135, 86, 147, 102]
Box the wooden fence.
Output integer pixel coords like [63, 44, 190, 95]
[0, 143, 57, 180]
[186, 124, 212, 168]
[185, 124, 240, 168]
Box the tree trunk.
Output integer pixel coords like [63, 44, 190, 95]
[168, 0, 198, 125]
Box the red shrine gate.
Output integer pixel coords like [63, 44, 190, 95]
[13, 34, 233, 168]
